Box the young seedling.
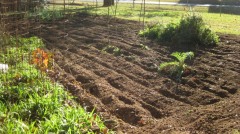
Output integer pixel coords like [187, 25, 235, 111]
[139, 44, 150, 50]
[159, 51, 194, 81]
[102, 45, 122, 56]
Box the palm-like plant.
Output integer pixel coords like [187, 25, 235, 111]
[159, 51, 194, 81]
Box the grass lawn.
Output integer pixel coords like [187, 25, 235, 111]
[0, 35, 110, 133]
[56, 3, 240, 35]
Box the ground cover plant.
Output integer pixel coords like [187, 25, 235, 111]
[0, 34, 109, 133]
[139, 14, 219, 50]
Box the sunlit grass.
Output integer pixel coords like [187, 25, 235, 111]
[51, 3, 240, 35]
[0, 36, 110, 133]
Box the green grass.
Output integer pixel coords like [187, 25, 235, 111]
[136, 0, 240, 4]
[54, 3, 240, 35]
[0, 36, 110, 133]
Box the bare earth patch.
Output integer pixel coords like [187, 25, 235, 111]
[32, 13, 239, 133]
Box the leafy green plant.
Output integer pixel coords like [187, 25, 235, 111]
[159, 23, 177, 42]
[139, 44, 150, 50]
[159, 51, 194, 81]
[102, 45, 122, 56]
[28, 7, 64, 21]
[172, 14, 219, 49]
[139, 23, 165, 39]
[139, 14, 219, 50]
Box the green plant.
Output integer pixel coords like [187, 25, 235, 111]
[159, 23, 177, 42]
[0, 35, 110, 133]
[159, 51, 194, 81]
[139, 23, 165, 39]
[0, 36, 44, 66]
[139, 44, 150, 50]
[102, 45, 122, 56]
[28, 7, 64, 21]
[172, 14, 219, 49]
[139, 14, 219, 50]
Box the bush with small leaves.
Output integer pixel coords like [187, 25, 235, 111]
[139, 23, 165, 40]
[172, 15, 219, 50]
[139, 14, 219, 50]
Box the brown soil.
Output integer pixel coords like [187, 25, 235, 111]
[33, 13, 239, 133]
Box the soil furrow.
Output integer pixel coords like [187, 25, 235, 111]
[53, 50, 163, 126]
[32, 13, 240, 133]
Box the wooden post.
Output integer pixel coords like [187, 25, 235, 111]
[64, 0, 66, 14]
[133, 0, 135, 8]
[139, 0, 143, 23]
[143, 0, 145, 28]
[158, 0, 160, 9]
[220, 0, 222, 17]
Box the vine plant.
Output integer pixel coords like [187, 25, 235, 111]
[159, 51, 194, 81]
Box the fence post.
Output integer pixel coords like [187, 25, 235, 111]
[64, 0, 66, 14]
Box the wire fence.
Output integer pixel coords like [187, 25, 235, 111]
[0, 0, 48, 90]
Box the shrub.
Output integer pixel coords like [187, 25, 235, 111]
[139, 24, 165, 40]
[159, 23, 177, 42]
[172, 15, 219, 49]
[139, 14, 219, 50]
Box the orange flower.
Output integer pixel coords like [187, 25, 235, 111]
[31, 48, 50, 71]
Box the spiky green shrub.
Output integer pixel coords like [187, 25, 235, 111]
[159, 51, 194, 81]
[159, 23, 177, 42]
[139, 14, 219, 50]
[172, 15, 219, 49]
[139, 24, 165, 40]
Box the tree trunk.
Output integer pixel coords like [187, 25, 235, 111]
[103, 0, 114, 7]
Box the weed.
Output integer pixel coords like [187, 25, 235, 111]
[28, 7, 64, 21]
[139, 44, 150, 50]
[125, 55, 136, 61]
[159, 51, 194, 81]
[102, 45, 122, 56]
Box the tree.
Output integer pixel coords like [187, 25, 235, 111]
[103, 0, 114, 7]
